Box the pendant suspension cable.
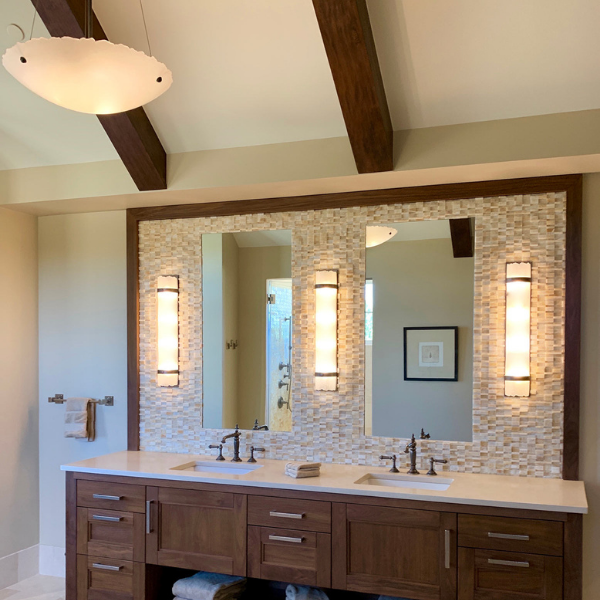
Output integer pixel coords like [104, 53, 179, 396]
[29, 4, 37, 41]
[139, 0, 153, 57]
[85, 0, 93, 39]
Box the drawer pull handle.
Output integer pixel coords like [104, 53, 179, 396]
[92, 494, 122, 501]
[269, 535, 304, 544]
[488, 532, 530, 541]
[92, 563, 122, 572]
[269, 511, 305, 520]
[444, 529, 451, 569]
[146, 500, 153, 534]
[92, 515, 122, 523]
[488, 559, 530, 568]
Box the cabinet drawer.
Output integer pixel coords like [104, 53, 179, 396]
[458, 515, 563, 556]
[77, 555, 144, 600]
[248, 526, 331, 588]
[248, 496, 331, 533]
[77, 508, 145, 562]
[458, 548, 562, 600]
[77, 480, 146, 513]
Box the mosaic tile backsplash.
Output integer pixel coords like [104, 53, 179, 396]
[138, 192, 566, 478]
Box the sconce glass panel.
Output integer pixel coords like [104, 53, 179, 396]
[505, 262, 531, 397]
[157, 275, 179, 387]
[315, 270, 338, 391]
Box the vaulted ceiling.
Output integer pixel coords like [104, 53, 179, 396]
[2, 0, 600, 173]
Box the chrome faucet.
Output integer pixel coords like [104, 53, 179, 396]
[404, 433, 420, 475]
[221, 425, 242, 462]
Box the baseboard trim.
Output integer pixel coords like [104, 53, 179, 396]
[39, 545, 65, 578]
[0, 545, 39, 589]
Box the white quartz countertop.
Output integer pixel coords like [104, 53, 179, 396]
[62, 451, 588, 514]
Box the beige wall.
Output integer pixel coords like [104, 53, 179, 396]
[38, 212, 128, 553]
[237, 245, 292, 429]
[581, 173, 600, 597]
[0, 207, 38, 559]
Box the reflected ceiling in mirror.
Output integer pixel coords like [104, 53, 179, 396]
[202, 230, 293, 432]
[365, 219, 475, 442]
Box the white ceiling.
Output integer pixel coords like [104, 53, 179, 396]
[2, 0, 600, 171]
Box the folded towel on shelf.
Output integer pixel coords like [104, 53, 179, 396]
[64, 398, 95, 441]
[172, 572, 246, 600]
[285, 584, 329, 600]
[285, 462, 321, 479]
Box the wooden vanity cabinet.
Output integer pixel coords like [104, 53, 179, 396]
[67, 473, 582, 600]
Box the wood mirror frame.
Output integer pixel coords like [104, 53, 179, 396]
[126, 174, 582, 480]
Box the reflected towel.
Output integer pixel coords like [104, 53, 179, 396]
[285, 585, 329, 600]
[64, 398, 95, 441]
[172, 572, 246, 600]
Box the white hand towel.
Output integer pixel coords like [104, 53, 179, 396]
[285, 585, 329, 600]
[172, 572, 246, 600]
[64, 398, 93, 440]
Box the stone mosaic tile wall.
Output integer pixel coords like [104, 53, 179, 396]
[138, 192, 566, 478]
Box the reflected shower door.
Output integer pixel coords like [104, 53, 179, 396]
[266, 278, 292, 432]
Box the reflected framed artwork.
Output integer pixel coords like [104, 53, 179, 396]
[404, 326, 458, 381]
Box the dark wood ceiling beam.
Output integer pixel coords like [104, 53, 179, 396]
[449, 218, 474, 258]
[312, 0, 393, 174]
[32, 0, 167, 191]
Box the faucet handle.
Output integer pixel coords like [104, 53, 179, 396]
[248, 446, 265, 463]
[427, 457, 448, 476]
[380, 454, 400, 473]
[209, 444, 225, 461]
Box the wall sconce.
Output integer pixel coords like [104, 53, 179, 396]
[505, 262, 531, 397]
[157, 275, 179, 387]
[315, 270, 338, 391]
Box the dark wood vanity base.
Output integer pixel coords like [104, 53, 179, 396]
[66, 471, 582, 600]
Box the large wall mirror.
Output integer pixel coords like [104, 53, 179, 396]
[365, 220, 475, 442]
[202, 230, 293, 432]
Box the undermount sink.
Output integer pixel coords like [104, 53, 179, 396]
[355, 473, 453, 492]
[171, 461, 264, 476]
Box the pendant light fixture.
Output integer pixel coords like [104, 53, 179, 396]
[366, 226, 398, 248]
[2, 0, 172, 115]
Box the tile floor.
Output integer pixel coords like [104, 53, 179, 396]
[0, 576, 64, 600]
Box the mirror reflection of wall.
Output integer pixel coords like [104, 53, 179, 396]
[365, 220, 475, 442]
[202, 230, 293, 432]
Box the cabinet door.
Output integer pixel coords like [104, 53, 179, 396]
[145, 487, 247, 576]
[458, 548, 562, 600]
[332, 503, 457, 600]
[248, 526, 331, 588]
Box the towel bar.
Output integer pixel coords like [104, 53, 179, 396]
[48, 394, 114, 406]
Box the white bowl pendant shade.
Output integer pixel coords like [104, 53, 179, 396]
[2, 37, 172, 115]
[366, 226, 398, 248]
